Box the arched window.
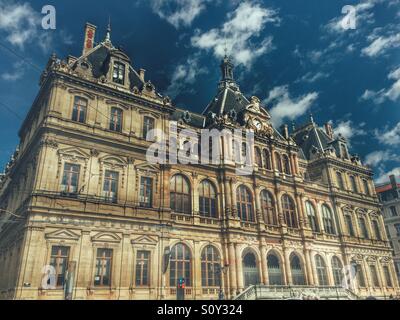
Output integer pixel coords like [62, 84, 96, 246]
[110, 107, 123, 132]
[236, 185, 254, 222]
[331, 256, 343, 286]
[372, 220, 382, 240]
[363, 179, 370, 196]
[201, 246, 221, 287]
[290, 254, 305, 285]
[263, 149, 271, 170]
[170, 175, 191, 215]
[315, 255, 328, 286]
[267, 253, 283, 285]
[260, 190, 276, 225]
[322, 205, 336, 235]
[336, 172, 344, 189]
[359, 217, 369, 239]
[243, 252, 260, 287]
[349, 176, 358, 193]
[170, 243, 191, 287]
[305, 201, 319, 232]
[283, 155, 291, 175]
[255, 147, 262, 168]
[282, 195, 297, 228]
[275, 153, 282, 172]
[198, 180, 217, 218]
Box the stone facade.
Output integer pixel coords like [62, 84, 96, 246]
[0, 23, 398, 300]
[376, 175, 400, 286]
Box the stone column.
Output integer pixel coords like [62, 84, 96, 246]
[235, 244, 244, 291]
[228, 243, 237, 296]
[193, 241, 202, 299]
[224, 177, 232, 218]
[260, 244, 268, 285]
[304, 248, 315, 285]
[283, 248, 292, 285]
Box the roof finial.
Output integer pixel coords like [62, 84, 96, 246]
[105, 16, 111, 43]
[309, 112, 314, 124]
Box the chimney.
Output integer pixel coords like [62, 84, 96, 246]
[281, 124, 289, 139]
[83, 22, 97, 55]
[389, 175, 397, 190]
[324, 122, 334, 139]
[139, 68, 146, 82]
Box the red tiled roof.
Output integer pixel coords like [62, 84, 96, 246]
[376, 183, 400, 193]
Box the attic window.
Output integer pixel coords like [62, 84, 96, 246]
[113, 61, 125, 85]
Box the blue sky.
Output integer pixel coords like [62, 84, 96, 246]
[0, 0, 399, 184]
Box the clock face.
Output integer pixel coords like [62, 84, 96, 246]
[254, 120, 262, 130]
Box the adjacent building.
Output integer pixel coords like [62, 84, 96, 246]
[0, 23, 398, 300]
[376, 175, 400, 286]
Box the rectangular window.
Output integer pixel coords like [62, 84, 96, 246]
[135, 250, 150, 286]
[139, 177, 153, 208]
[143, 116, 155, 140]
[395, 224, 400, 236]
[110, 107, 123, 132]
[72, 97, 87, 123]
[359, 217, 369, 239]
[383, 266, 393, 287]
[103, 170, 119, 202]
[94, 248, 113, 286]
[390, 206, 398, 217]
[372, 220, 382, 240]
[356, 264, 366, 287]
[49, 246, 70, 287]
[345, 215, 355, 237]
[369, 265, 380, 287]
[61, 163, 80, 193]
[112, 62, 125, 85]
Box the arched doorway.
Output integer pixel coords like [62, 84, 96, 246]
[267, 253, 283, 285]
[242, 252, 260, 287]
[290, 254, 306, 285]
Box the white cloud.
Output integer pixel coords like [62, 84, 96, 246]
[166, 55, 208, 98]
[191, 1, 279, 66]
[364, 150, 397, 166]
[331, 120, 366, 145]
[375, 122, 400, 146]
[375, 167, 400, 184]
[361, 66, 400, 104]
[296, 71, 329, 83]
[0, 1, 39, 49]
[361, 33, 400, 57]
[148, 0, 210, 28]
[1, 61, 25, 81]
[265, 85, 318, 127]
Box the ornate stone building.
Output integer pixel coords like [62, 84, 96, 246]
[376, 175, 400, 286]
[0, 23, 398, 300]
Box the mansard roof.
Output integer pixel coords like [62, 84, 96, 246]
[69, 28, 145, 91]
[292, 118, 335, 160]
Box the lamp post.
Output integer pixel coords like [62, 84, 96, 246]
[214, 263, 229, 300]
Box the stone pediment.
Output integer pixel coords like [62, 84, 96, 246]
[58, 147, 90, 160]
[99, 155, 127, 167]
[45, 229, 80, 241]
[131, 235, 158, 246]
[91, 232, 121, 243]
[135, 163, 159, 173]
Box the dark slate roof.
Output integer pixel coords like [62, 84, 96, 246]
[292, 120, 334, 160]
[202, 81, 249, 116]
[171, 108, 205, 128]
[76, 42, 144, 90]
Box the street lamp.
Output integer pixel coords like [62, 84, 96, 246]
[214, 263, 229, 300]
